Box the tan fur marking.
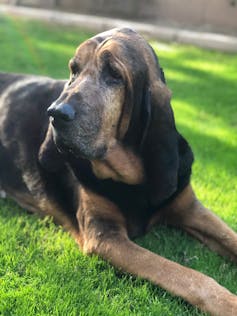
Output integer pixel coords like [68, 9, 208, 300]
[75, 39, 98, 66]
[91, 141, 144, 184]
[151, 185, 237, 263]
[77, 187, 126, 254]
[97, 42, 134, 140]
[95, 237, 237, 315]
[93, 85, 125, 148]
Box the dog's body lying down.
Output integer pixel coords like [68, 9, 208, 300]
[0, 28, 236, 315]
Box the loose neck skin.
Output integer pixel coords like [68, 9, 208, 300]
[91, 141, 145, 185]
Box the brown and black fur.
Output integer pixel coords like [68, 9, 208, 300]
[0, 28, 237, 315]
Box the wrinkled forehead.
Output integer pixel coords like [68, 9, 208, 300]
[74, 28, 147, 63]
[73, 28, 160, 80]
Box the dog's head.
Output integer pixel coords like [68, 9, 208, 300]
[47, 28, 166, 159]
[40, 28, 193, 204]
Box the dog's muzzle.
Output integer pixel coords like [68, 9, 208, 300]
[47, 101, 106, 160]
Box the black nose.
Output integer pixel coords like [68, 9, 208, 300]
[47, 103, 76, 121]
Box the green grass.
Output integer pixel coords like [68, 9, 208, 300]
[0, 14, 237, 316]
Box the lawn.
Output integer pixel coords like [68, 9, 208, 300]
[0, 14, 237, 316]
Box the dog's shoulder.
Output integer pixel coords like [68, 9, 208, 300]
[0, 73, 65, 160]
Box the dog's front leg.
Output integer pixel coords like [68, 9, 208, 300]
[78, 187, 237, 316]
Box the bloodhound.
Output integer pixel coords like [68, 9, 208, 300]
[0, 28, 236, 315]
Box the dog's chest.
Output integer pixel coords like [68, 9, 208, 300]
[104, 183, 153, 237]
[92, 180, 155, 237]
[70, 156, 156, 237]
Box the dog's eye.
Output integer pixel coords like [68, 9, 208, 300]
[104, 63, 123, 85]
[68, 59, 80, 86]
[69, 58, 80, 74]
[109, 65, 122, 80]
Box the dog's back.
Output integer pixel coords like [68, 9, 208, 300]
[0, 73, 23, 94]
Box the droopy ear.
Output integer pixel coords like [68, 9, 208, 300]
[143, 80, 180, 206]
[38, 124, 65, 172]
